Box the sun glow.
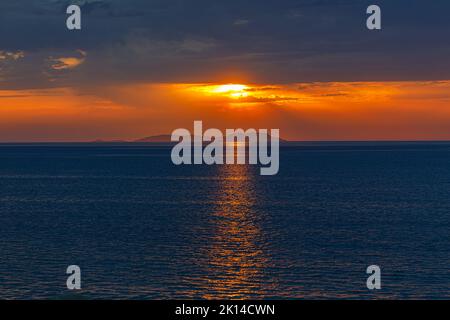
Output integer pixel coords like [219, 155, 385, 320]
[211, 84, 249, 98]
[2, 81, 450, 142]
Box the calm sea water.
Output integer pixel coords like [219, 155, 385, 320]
[0, 143, 449, 299]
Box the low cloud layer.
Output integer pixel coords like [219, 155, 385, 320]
[1, 0, 450, 89]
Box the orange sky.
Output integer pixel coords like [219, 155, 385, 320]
[1, 80, 450, 142]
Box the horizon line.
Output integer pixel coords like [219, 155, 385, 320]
[2, 140, 450, 144]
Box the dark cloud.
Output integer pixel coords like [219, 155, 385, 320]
[1, 0, 450, 89]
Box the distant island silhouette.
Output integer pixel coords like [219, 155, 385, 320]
[134, 135, 173, 143]
[91, 134, 289, 144]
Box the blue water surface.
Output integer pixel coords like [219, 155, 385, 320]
[0, 143, 449, 299]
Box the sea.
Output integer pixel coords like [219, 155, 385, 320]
[0, 142, 449, 299]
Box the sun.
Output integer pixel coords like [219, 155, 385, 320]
[184, 83, 252, 100]
[212, 84, 249, 98]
